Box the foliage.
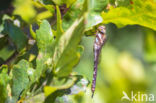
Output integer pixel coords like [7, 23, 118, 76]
[0, 0, 156, 103]
[102, 0, 156, 30]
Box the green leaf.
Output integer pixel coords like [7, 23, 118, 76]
[21, 93, 45, 103]
[109, 0, 116, 5]
[44, 5, 55, 14]
[52, 0, 88, 77]
[44, 76, 77, 103]
[56, 5, 64, 39]
[35, 19, 54, 77]
[44, 86, 58, 97]
[89, 0, 108, 12]
[144, 29, 156, 62]
[62, 0, 87, 30]
[0, 45, 15, 61]
[38, 0, 55, 5]
[11, 60, 30, 102]
[44, 76, 77, 96]
[37, 0, 55, 13]
[55, 52, 80, 77]
[3, 20, 28, 52]
[115, 0, 131, 7]
[85, 0, 108, 36]
[36, 11, 53, 21]
[53, 15, 85, 77]
[20, 52, 50, 99]
[33, 52, 49, 80]
[0, 35, 8, 50]
[102, 0, 156, 30]
[85, 13, 103, 36]
[29, 25, 36, 39]
[77, 45, 84, 56]
[36, 20, 54, 51]
[0, 65, 10, 103]
[21, 20, 54, 99]
[52, 0, 76, 7]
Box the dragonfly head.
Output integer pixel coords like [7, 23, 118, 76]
[98, 25, 106, 34]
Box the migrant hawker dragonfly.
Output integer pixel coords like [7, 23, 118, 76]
[91, 25, 107, 97]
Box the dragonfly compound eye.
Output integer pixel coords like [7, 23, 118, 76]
[98, 25, 106, 34]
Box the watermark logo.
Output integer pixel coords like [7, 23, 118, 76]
[121, 91, 155, 102]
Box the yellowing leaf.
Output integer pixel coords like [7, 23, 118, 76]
[102, 0, 156, 30]
[44, 86, 58, 97]
[13, 0, 36, 22]
[36, 11, 53, 21]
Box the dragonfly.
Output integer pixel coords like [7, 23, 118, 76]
[91, 25, 107, 98]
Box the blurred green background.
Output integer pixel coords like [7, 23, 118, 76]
[0, 0, 156, 103]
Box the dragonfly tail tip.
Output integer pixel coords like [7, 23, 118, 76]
[91, 92, 94, 98]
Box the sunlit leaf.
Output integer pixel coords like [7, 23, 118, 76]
[29, 24, 36, 39]
[44, 86, 58, 97]
[36, 11, 53, 21]
[13, 0, 36, 22]
[102, 0, 156, 30]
